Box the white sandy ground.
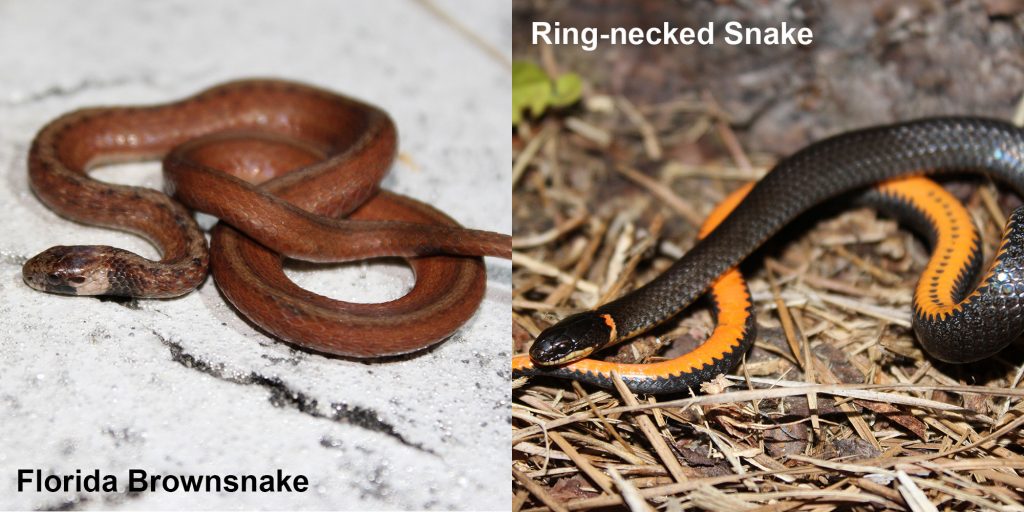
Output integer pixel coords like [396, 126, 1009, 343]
[0, 1, 511, 509]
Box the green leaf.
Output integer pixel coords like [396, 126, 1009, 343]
[512, 61, 583, 126]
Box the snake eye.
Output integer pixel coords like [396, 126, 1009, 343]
[68, 276, 86, 284]
[46, 273, 61, 284]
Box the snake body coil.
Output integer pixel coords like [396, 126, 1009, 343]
[517, 118, 1024, 393]
[23, 79, 511, 357]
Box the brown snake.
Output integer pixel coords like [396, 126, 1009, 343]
[22, 79, 511, 357]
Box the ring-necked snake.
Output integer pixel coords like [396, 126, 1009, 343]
[22, 79, 511, 357]
[514, 117, 1024, 394]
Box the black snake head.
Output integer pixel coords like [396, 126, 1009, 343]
[530, 311, 615, 366]
[22, 245, 116, 296]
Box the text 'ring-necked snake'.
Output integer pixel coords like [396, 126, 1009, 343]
[514, 117, 1024, 394]
[21, 79, 511, 358]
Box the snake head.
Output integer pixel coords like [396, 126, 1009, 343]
[22, 245, 113, 296]
[530, 312, 615, 366]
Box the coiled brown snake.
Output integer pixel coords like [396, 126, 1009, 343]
[22, 79, 511, 357]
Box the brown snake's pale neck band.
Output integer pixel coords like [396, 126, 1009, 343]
[23, 79, 510, 357]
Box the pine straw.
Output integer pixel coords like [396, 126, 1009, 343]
[511, 93, 1024, 510]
